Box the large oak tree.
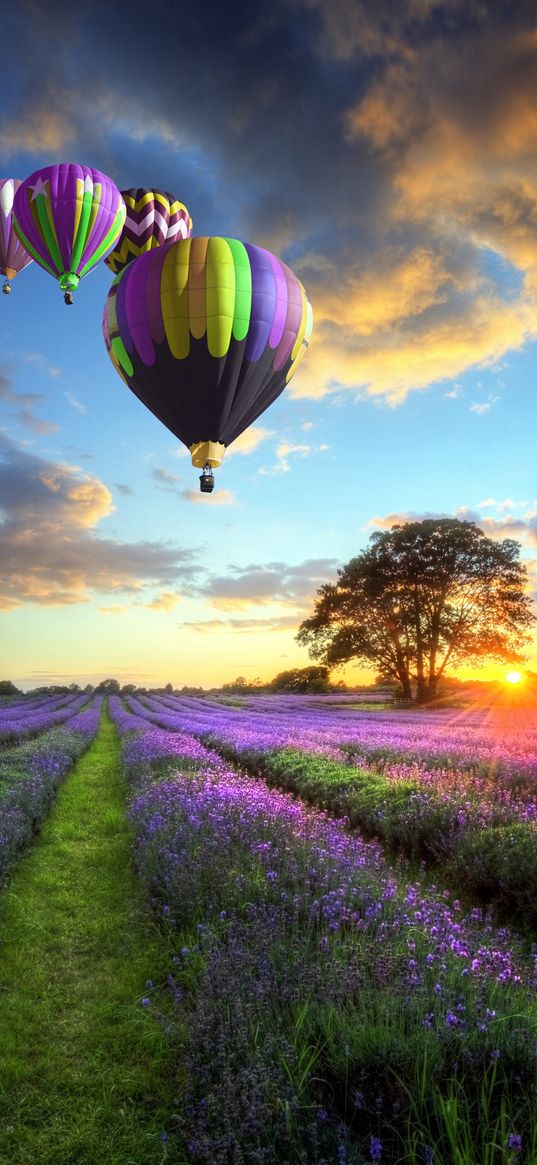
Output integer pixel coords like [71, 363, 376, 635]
[297, 519, 535, 703]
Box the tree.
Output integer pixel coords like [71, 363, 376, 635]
[95, 678, 120, 695]
[269, 666, 331, 693]
[0, 680, 21, 697]
[297, 519, 535, 704]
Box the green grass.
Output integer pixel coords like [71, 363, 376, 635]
[0, 707, 185, 1165]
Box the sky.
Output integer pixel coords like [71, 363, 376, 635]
[0, 0, 536, 691]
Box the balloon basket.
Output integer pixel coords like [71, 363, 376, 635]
[2, 281, 11, 295]
[199, 465, 215, 494]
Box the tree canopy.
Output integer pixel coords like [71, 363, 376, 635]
[269, 666, 331, 694]
[297, 519, 535, 703]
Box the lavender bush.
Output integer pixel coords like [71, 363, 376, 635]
[0, 696, 102, 883]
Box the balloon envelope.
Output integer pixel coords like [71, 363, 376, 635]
[0, 179, 33, 285]
[105, 187, 192, 274]
[13, 163, 126, 294]
[102, 236, 313, 467]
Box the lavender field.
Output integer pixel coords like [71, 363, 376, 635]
[109, 691, 537, 1163]
[2, 689, 537, 1163]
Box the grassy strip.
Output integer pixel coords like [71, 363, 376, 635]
[0, 706, 184, 1165]
[0, 718, 100, 885]
[202, 740, 537, 928]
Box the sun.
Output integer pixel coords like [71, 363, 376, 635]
[506, 671, 523, 684]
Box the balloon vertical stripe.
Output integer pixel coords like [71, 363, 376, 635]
[189, 236, 209, 340]
[71, 180, 84, 249]
[273, 263, 305, 371]
[206, 237, 236, 358]
[162, 239, 191, 359]
[146, 246, 167, 346]
[266, 250, 289, 349]
[35, 193, 64, 273]
[71, 183, 93, 271]
[244, 243, 276, 363]
[225, 238, 252, 341]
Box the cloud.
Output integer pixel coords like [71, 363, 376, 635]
[22, 353, 61, 380]
[226, 426, 274, 456]
[204, 558, 339, 611]
[114, 482, 133, 496]
[180, 615, 301, 634]
[259, 441, 330, 476]
[368, 507, 537, 549]
[0, 104, 77, 155]
[182, 488, 236, 505]
[0, 435, 202, 607]
[145, 592, 182, 612]
[63, 391, 87, 415]
[152, 467, 183, 491]
[469, 395, 499, 415]
[0, 365, 60, 435]
[98, 605, 127, 615]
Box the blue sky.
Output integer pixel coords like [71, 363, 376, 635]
[1, 0, 536, 689]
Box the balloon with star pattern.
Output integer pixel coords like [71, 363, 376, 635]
[0, 179, 33, 294]
[104, 187, 192, 275]
[13, 163, 126, 303]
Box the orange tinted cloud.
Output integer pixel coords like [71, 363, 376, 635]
[291, 14, 537, 403]
[0, 437, 201, 606]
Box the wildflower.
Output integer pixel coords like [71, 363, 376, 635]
[507, 1133, 522, 1153]
[370, 1136, 383, 1162]
[140, 997, 151, 1007]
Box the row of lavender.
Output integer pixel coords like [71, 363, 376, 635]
[0, 697, 103, 883]
[120, 693, 537, 925]
[109, 694, 537, 1163]
[0, 691, 90, 746]
[148, 691, 537, 779]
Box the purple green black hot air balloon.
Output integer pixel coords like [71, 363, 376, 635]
[0, 179, 33, 294]
[102, 236, 313, 492]
[105, 187, 192, 274]
[13, 163, 126, 304]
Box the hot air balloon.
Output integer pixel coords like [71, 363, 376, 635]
[13, 164, 126, 304]
[104, 187, 192, 275]
[102, 236, 313, 493]
[0, 179, 33, 294]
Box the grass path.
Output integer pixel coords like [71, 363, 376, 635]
[0, 706, 183, 1165]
